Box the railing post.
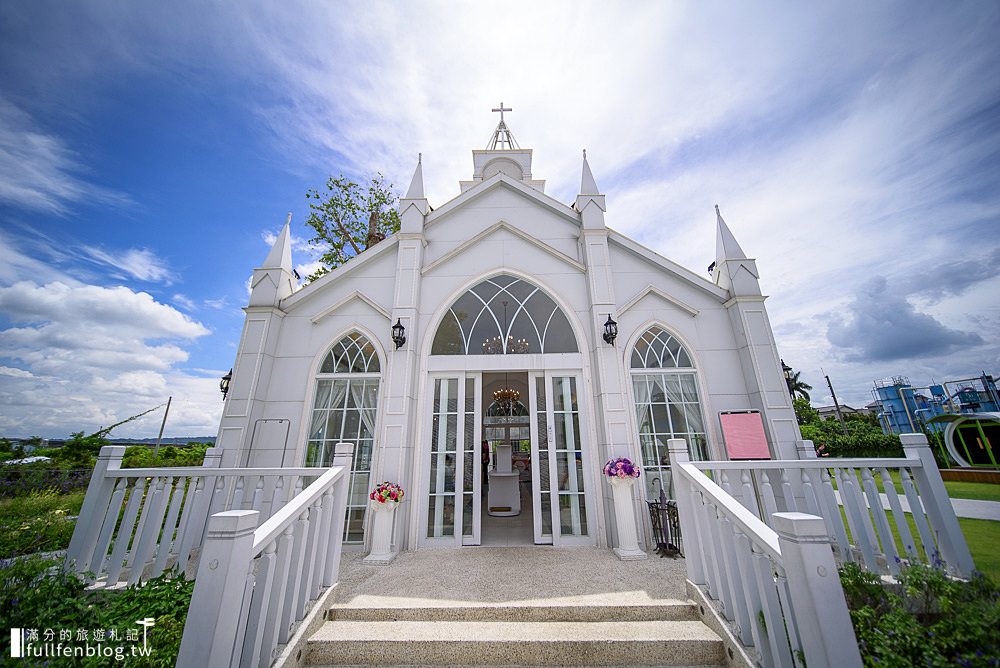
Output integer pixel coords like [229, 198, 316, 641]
[796, 439, 817, 459]
[667, 438, 704, 585]
[901, 433, 975, 576]
[773, 512, 862, 668]
[326, 443, 353, 581]
[176, 510, 259, 668]
[202, 446, 223, 469]
[65, 445, 125, 573]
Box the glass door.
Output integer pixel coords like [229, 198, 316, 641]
[425, 374, 482, 546]
[530, 371, 591, 545]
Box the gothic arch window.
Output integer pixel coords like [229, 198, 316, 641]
[629, 326, 707, 501]
[431, 275, 578, 355]
[306, 331, 381, 543]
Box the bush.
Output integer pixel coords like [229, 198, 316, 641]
[122, 443, 209, 469]
[840, 561, 1000, 666]
[0, 557, 194, 667]
[0, 489, 85, 558]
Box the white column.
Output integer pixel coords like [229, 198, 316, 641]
[667, 438, 704, 585]
[176, 509, 259, 668]
[772, 512, 862, 668]
[609, 477, 646, 560]
[364, 502, 398, 564]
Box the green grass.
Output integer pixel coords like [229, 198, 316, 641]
[960, 517, 1000, 581]
[0, 489, 85, 558]
[863, 468, 1000, 502]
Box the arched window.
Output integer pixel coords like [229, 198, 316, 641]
[629, 326, 707, 500]
[306, 332, 381, 543]
[431, 275, 578, 355]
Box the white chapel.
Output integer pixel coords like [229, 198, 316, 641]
[214, 110, 801, 556]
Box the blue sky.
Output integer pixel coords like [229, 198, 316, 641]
[1, 2, 998, 438]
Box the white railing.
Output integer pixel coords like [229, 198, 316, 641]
[668, 433, 974, 668]
[65, 446, 329, 587]
[176, 443, 352, 668]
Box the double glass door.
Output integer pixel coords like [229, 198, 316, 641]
[423, 371, 591, 547]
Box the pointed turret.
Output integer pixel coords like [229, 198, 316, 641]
[249, 213, 297, 306]
[712, 205, 760, 295]
[576, 149, 607, 230]
[580, 149, 600, 195]
[399, 154, 429, 234]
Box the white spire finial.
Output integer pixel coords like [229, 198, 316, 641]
[715, 204, 748, 262]
[262, 215, 293, 271]
[404, 154, 425, 200]
[580, 148, 600, 195]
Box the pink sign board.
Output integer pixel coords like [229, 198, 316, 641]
[720, 411, 771, 460]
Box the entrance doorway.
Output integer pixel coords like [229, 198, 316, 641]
[421, 370, 595, 548]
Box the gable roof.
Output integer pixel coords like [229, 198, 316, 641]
[281, 235, 399, 310]
[422, 220, 586, 275]
[425, 172, 580, 228]
[607, 229, 728, 301]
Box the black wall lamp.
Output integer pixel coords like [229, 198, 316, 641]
[391, 318, 406, 350]
[602, 314, 618, 346]
[220, 368, 233, 400]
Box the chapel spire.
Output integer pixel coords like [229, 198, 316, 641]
[250, 213, 296, 306]
[262, 213, 294, 272]
[712, 205, 760, 296]
[575, 149, 606, 229]
[404, 153, 424, 199]
[580, 148, 600, 194]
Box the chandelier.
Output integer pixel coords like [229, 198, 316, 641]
[493, 387, 520, 414]
[481, 335, 530, 355]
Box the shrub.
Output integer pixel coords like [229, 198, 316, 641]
[840, 561, 1000, 666]
[0, 557, 194, 667]
[0, 489, 85, 558]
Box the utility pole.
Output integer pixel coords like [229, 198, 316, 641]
[825, 374, 848, 435]
[152, 396, 172, 460]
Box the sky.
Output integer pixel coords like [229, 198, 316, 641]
[1, 1, 998, 438]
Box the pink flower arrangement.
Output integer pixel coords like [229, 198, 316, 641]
[603, 457, 641, 479]
[370, 481, 404, 504]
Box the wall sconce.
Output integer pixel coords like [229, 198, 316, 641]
[602, 314, 618, 346]
[391, 318, 406, 350]
[220, 368, 233, 401]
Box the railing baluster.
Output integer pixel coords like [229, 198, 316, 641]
[719, 516, 752, 642]
[106, 478, 146, 585]
[750, 548, 794, 668]
[818, 467, 852, 558]
[741, 470, 760, 519]
[733, 530, 766, 653]
[251, 477, 265, 513]
[260, 526, 294, 668]
[900, 467, 936, 563]
[879, 468, 917, 561]
[838, 468, 880, 570]
[861, 468, 898, 574]
[89, 478, 128, 576]
[241, 542, 277, 668]
[129, 476, 174, 586]
[298, 499, 322, 613]
[780, 469, 797, 512]
[278, 510, 309, 644]
[152, 477, 187, 578]
[757, 469, 777, 522]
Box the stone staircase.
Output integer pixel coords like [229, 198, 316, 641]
[304, 594, 725, 666]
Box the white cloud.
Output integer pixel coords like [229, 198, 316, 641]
[0, 99, 131, 214]
[82, 246, 175, 283]
[0, 280, 219, 437]
[172, 293, 196, 311]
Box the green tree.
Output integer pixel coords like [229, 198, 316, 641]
[305, 173, 401, 281]
[786, 368, 813, 401]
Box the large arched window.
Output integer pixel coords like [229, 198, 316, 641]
[629, 326, 707, 500]
[306, 332, 381, 543]
[431, 275, 578, 355]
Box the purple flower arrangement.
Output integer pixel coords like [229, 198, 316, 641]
[603, 457, 641, 479]
[370, 481, 404, 504]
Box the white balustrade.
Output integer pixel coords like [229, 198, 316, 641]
[669, 432, 973, 668]
[65, 446, 335, 587]
[177, 443, 353, 668]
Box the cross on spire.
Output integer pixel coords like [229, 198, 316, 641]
[486, 102, 520, 150]
[492, 102, 512, 122]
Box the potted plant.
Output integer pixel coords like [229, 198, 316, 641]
[364, 481, 404, 564]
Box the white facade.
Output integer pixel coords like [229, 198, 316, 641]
[215, 125, 801, 554]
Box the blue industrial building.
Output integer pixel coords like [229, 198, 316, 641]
[871, 373, 1000, 435]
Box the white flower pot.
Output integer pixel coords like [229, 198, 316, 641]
[608, 476, 647, 561]
[364, 500, 399, 565]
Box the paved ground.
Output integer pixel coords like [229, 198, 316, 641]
[834, 491, 1000, 521]
[334, 546, 690, 607]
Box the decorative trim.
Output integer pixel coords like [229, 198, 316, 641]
[619, 284, 699, 318]
[607, 230, 728, 301]
[421, 220, 586, 275]
[310, 290, 392, 325]
[425, 172, 579, 228]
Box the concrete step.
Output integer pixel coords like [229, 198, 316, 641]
[325, 595, 699, 623]
[306, 619, 724, 666]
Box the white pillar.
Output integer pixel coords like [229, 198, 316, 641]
[609, 477, 646, 560]
[667, 438, 704, 585]
[364, 502, 399, 564]
[772, 512, 862, 668]
[176, 510, 259, 668]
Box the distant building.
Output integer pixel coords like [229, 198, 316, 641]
[814, 404, 867, 421]
[870, 373, 1000, 435]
